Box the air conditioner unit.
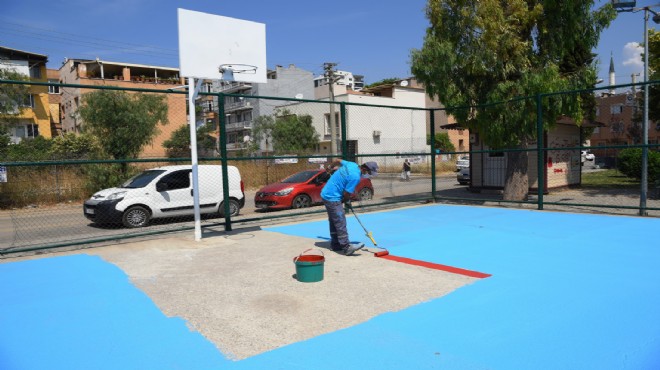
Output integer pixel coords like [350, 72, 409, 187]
[373, 130, 381, 137]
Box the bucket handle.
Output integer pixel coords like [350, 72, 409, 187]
[293, 248, 324, 263]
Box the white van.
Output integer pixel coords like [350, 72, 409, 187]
[83, 165, 245, 228]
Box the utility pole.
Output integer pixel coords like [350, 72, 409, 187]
[324, 62, 339, 155]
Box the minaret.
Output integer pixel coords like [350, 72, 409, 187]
[609, 53, 616, 95]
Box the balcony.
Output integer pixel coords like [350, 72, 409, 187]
[217, 82, 252, 93]
[225, 120, 253, 132]
[224, 100, 251, 112]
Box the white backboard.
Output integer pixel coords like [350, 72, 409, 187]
[177, 8, 267, 83]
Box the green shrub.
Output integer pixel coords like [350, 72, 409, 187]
[617, 148, 660, 183]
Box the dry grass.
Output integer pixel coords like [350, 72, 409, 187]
[0, 158, 460, 208]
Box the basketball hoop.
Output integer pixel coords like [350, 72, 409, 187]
[219, 64, 258, 74]
[219, 64, 258, 82]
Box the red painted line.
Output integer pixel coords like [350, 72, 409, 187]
[379, 254, 491, 279]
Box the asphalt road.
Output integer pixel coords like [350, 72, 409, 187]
[3, 170, 658, 252]
[0, 174, 457, 251]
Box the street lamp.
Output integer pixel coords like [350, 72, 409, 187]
[611, 1, 660, 216]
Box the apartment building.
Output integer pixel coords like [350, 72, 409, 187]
[47, 68, 62, 136]
[589, 91, 659, 165]
[212, 64, 315, 154]
[58, 58, 185, 157]
[0, 46, 51, 143]
[313, 70, 364, 93]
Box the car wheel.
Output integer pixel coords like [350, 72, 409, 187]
[358, 187, 373, 201]
[218, 199, 240, 217]
[122, 206, 150, 228]
[292, 194, 312, 209]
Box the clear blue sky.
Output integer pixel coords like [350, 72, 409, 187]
[1, 0, 657, 87]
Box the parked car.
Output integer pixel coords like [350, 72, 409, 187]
[254, 169, 374, 211]
[83, 165, 245, 228]
[581, 150, 595, 162]
[457, 167, 470, 185]
[456, 156, 470, 171]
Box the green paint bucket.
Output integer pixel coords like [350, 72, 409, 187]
[293, 249, 325, 283]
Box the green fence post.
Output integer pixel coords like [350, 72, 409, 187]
[430, 109, 436, 199]
[340, 102, 348, 160]
[218, 92, 232, 231]
[536, 93, 544, 210]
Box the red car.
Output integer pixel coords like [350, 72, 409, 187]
[255, 169, 374, 210]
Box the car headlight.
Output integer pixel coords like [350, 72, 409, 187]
[107, 191, 127, 201]
[274, 187, 293, 196]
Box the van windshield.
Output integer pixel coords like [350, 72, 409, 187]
[121, 170, 166, 188]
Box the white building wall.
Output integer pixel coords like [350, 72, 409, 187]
[281, 88, 428, 158]
[344, 89, 428, 157]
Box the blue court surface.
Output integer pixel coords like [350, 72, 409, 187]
[1, 204, 659, 369]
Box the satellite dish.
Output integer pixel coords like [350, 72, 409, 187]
[295, 93, 303, 99]
[243, 135, 251, 143]
[400, 80, 409, 87]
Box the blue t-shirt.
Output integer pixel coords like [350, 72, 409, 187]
[321, 160, 361, 201]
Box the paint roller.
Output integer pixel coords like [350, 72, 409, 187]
[346, 202, 389, 257]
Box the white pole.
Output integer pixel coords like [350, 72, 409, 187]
[188, 77, 202, 240]
[640, 8, 649, 215]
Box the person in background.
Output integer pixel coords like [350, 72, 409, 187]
[403, 159, 411, 181]
[321, 159, 372, 255]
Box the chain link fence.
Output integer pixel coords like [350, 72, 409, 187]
[1, 80, 658, 254]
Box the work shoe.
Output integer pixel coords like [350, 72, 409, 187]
[343, 242, 364, 256]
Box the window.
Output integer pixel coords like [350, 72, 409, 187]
[48, 80, 60, 94]
[14, 126, 26, 138]
[157, 170, 191, 191]
[29, 66, 41, 79]
[242, 111, 252, 122]
[21, 94, 35, 108]
[610, 105, 623, 114]
[27, 124, 39, 137]
[324, 113, 340, 136]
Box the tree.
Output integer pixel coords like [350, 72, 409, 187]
[163, 121, 217, 158]
[50, 132, 100, 160]
[270, 109, 319, 154]
[411, 0, 615, 200]
[3, 136, 52, 161]
[427, 132, 456, 153]
[0, 68, 29, 119]
[77, 90, 168, 164]
[250, 115, 276, 155]
[618, 148, 660, 183]
[0, 68, 30, 137]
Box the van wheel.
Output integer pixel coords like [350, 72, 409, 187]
[292, 194, 312, 209]
[218, 199, 240, 217]
[358, 188, 373, 201]
[122, 206, 150, 228]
